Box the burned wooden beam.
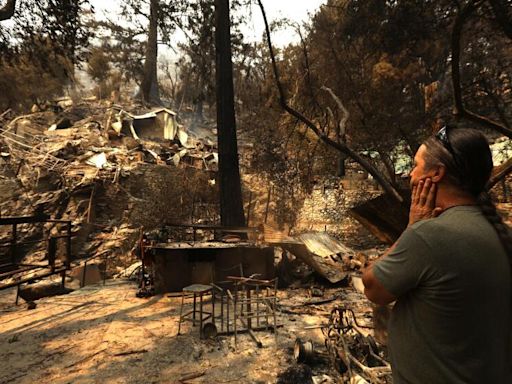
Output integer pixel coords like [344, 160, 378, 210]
[0, 214, 50, 225]
[0, 266, 68, 290]
[488, 157, 512, 190]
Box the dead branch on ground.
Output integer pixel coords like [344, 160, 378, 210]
[113, 349, 148, 357]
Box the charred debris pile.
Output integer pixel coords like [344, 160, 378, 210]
[0, 100, 408, 383]
[0, 99, 220, 283]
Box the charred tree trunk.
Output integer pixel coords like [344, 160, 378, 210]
[215, 0, 246, 227]
[194, 94, 204, 122]
[139, 0, 161, 104]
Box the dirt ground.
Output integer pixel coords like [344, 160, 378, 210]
[0, 278, 372, 384]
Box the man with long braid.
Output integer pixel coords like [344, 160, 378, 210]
[362, 127, 511, 383]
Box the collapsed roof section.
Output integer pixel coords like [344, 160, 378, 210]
[113, 107, 218, 151]
[117, 108, 181, 143]
[349, 194, 409, 244]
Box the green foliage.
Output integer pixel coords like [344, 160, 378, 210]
[87, 46, 112, 83]
[454, 3, 512, 129]
[86, 44, 123, 100]
[87, 20, 146, 85]
[120, 0, 183, 43]
[0, 0, 92, 65]
[176, 0, 247, 110]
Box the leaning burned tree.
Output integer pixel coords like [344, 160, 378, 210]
[215, 0, 246, 227]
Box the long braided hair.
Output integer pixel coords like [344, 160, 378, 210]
[422, 127, 512, 261]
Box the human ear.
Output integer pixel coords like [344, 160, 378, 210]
[431, 165, 446, 183]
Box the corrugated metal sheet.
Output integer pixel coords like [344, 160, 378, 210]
[279, 232, 353, 283]
[298, 232, 355, 258]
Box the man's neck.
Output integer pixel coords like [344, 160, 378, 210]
[436, 184, 477, 211]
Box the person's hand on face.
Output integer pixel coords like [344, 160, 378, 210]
[408, 177, 443, 226]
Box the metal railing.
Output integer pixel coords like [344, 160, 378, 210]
[0, 215, 72, 292]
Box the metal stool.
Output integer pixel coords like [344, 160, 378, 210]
[177, 284, 214, 338]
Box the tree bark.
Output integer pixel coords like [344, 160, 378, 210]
[139, 0, 161, 104]
[215, 0, 246, 227]
[0, 0, 16, 21]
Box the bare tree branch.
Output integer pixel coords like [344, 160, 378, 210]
[256, 0, 404, 204]
[0, 0, 16, 21]
[451, 0, 512, 138]
[295, 23, 322, 112]
[321, 86, 350, 142]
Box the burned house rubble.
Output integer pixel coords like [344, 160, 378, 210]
[0, 100, 220, 288]
[0, 100, 510, 384]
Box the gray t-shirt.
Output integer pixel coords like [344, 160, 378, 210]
[373, 206, 511, 384]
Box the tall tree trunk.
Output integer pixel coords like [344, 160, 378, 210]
[139, 0, 160, 104]
[194, 93, 204, 122]
[215, 0, 246, 227]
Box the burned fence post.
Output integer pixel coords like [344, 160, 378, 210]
[47, 236, 57, 272]
[65, 220, 72, 268]
[10, 223, 16, 265]
[81, 261, 88, 288]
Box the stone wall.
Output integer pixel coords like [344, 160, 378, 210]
[294, 176, 384, 249]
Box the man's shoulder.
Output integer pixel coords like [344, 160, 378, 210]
[408, 217, 443, 238]
[409, 207, 481, 236]
[405, 216, 456, 250]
